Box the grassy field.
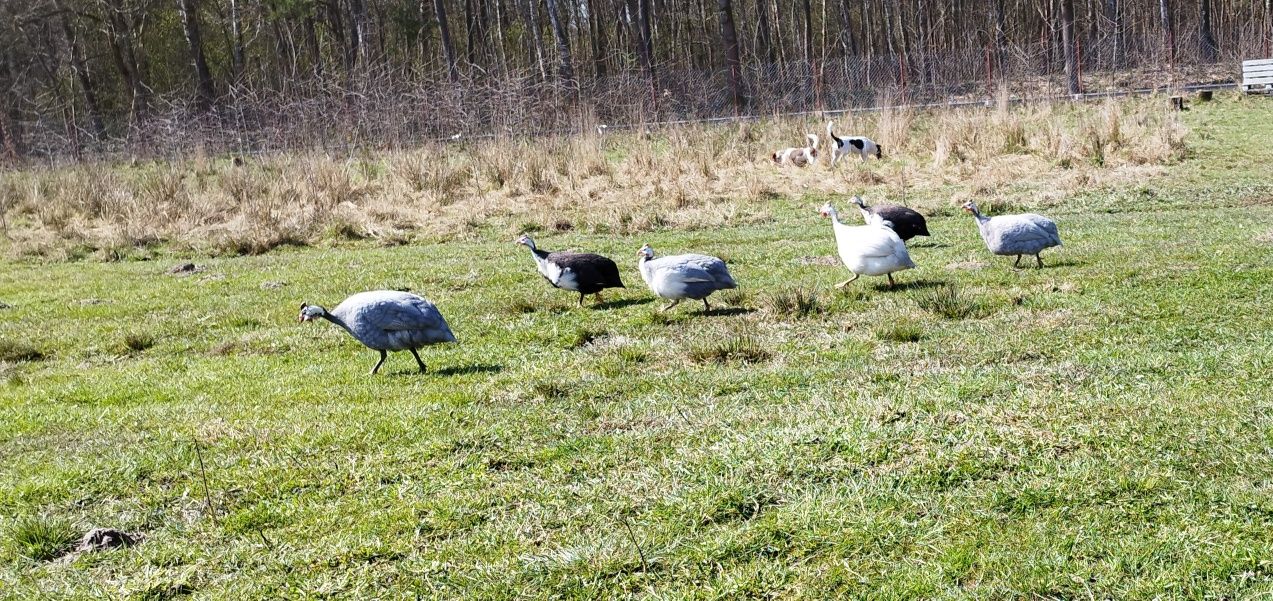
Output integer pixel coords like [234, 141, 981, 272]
[2, 95, 1272, 599]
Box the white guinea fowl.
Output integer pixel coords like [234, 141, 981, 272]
[636, 244, 738, 311]
[961, 201, 1062, 268]
[299, 290, 456, 374]
[819, 202, 916, 288]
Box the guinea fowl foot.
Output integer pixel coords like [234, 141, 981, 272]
[835, 274, 860, 289]
[661, 300, 680, 312]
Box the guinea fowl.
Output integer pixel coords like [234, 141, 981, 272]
[850, 196, 930, 242]
[516, 234, 625, 307]
[298, 290, 455, 374]
[961, 201, 1062, 268]
[820, 202, 916, 288]
[636, 244, 737, 312]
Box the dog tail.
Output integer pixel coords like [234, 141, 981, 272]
[826, 121, 840, 143]
[806, 133, 819, 149]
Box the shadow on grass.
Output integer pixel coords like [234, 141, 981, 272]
[1004, 257, 1081, 270]
[871, 279, 949, 292]
[906, 240, 950, 249]
[700, 307, 755, 317]
[426, 364, 504, 377]
[594, 297, 654, 310]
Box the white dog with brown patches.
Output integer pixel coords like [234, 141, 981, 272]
[826, 121, 882, 165]
[772, 133, 819, 167]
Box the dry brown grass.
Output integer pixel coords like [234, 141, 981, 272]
[0, 96, 1187, 260]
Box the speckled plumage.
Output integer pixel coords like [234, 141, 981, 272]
[517, 235, 625, 307]
[963, 202, 1062, 267]
[300, 290, 455, 374]
[637, 245, 737, 311]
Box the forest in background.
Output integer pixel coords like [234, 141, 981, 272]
[2, 0, 1269, 159]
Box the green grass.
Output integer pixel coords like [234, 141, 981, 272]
[1, 98, 1273, 598]
[7, 516, 77, 562]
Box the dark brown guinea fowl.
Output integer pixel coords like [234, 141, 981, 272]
[516, 234, 625, 307]
[851, 196, 930, 242]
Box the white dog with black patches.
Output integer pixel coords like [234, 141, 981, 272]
[771, 133, 819, 167]
[826, 121, 882, 165]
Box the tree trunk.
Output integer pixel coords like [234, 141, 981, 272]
[636, 0, 656, 91]
[1060, 0, 1079, 94]
[717, 0, 744, 112]
[176, 0, 217, 110]
[55, 3, 105, 137]
[349, 0, 370, 66]
[229, 0, 246, 81]
[1159, 0, 1174, 66]
[1104, 0, 1122, 68]
[435, 0, 459, 80]
[305, 13, 324, 77]
[544, 0, 577, 89]
[525, 0, 547, 80]
[801, 0, 812, 65]
[587, 0, 606, 77]
[756, 0, 773, 64]
[994, 0, 1007, 66]
[103, 0, 148, 121]
[1199, 0, 1217, 62]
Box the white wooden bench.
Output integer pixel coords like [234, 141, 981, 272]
[1243, 59, 1273, 93]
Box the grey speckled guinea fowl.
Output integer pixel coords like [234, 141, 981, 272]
[636, 244, 737, 312]
[961, 201, 1062, 268]
[299, 290, 456, 374]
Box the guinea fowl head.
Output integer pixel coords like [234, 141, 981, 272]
[637, 244, 655, 260]
[850, 196, 866, 209]
[818, 203, 836, 218]
[515, 234, 536, 249]
[298, 303, 327, 323]
[960, 201, 979, 215]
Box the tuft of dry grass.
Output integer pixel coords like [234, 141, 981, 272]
[0, 97, 1189, 260]
[688, 334, 770, 364]
[0, 340, 46, 363]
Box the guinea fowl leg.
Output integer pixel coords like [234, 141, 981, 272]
[593, 292, 604, 305]
[887, 273, 896, 288]
[702, 298, 711, 312]
[1036, 254, 1045, 268]
[370, 350, 388, 375]
[577, 292, 585, 308]
[409, 348, 427, 373]
[1013, 255, 1022, 268]
[661, 300, 680, 312]
[835, 274, 860, 289]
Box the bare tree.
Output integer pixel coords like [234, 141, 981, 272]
[544, 0, 577, 89]
[1061, 0, 1079, 94]
[1159, 0, 1175, 66]
[434, 0, 459, 80]
[1199, 0, 1217, 62]
[717, 0, 744, 111]
[176, 0, 217, 110]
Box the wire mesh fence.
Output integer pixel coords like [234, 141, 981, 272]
[10, 28, 1269, 163]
